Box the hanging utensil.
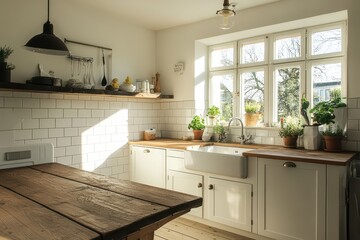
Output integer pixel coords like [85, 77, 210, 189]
[101, 49, 107, 86]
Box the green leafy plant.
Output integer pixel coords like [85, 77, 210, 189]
[279, 116, 304, 138]
[213, 123, 226, 142]
[300, 95, 310, 125]
[0, 45, 14, 63]
[310, 95, 346, 125]
[207, 105, 220, 117]
[245, 101, 261, 114]
[321, 125, 344, 137]
[188, 115, 205, 130]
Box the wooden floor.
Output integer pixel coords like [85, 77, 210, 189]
[155, 218, 253, 240]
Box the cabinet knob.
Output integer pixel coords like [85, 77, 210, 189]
[197, 183, 203, 188]
[208, 184, 214, 190]
[283, 162, 296, 168]
[143, 149, 150, 153]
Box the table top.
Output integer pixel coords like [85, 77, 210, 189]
[0, 163, 202, 240]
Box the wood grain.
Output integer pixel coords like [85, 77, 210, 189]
[31, 163, 202, 212]
[0, 164, 202, 240]
[0, 186, 100, 240]
[243, 146, 356, 165]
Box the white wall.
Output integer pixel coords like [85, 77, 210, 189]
[0, 0, 156, 87]
[156, 0, 360, 100]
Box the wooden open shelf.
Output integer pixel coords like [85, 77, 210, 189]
[0, 82, 174, 99]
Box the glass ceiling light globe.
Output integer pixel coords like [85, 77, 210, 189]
[217, 10, 236, 30]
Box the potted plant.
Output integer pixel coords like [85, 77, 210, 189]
[244, 101, 261, 127]
[207, 105, 220, 126]
[0, 45, 15, 82]
[213, 123, 226, 142]
[188, 115, 205, 140]
[321, 125, 344, 152]
[301, 96, 322, 150]
[279, 116, 304, 148]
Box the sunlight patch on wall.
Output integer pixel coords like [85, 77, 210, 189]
[81, 109, 129, 172]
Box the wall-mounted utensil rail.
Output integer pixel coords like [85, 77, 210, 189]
[68, 55, 93, 63]
[64, 38, 112, 51]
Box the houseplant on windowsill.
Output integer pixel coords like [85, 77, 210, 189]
[213, 123, 226, 142]
[244, 101, 261, 127]
[0, 45, 15, 82]
[301, 96, 322, 150]
[188, 115, 205, 140]
[321, 125, 344, 152]
[206, 105, 220, 126]
[279, 116, 304, 148]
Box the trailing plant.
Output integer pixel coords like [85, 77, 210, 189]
[188, 115, 205, 130]
[207, 105, 220, 117]
[245, 101, 261, 114]
[0, 45, 14, 62]
[300, 95, 310, 125]
[279, 116, 304, 138]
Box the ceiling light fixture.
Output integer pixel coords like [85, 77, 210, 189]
[25, 0, 70, 56]
[216, 0, 236, 30]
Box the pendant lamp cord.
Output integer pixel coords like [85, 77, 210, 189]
[47, 0, 50, 22]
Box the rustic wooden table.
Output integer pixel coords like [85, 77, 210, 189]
[0, 163, 202, 240]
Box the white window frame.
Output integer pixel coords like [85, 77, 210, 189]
[307, 22, 347, 60]
[306, 57, 347, 107]
[270, 62, 306, 123]
[271, 29, 306, 64]
[238, 66, 269, 122]
[209, 42, 237, 71]
[238, 36, 269, 67]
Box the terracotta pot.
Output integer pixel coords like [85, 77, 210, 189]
[193, 130, 204, 140]
[245, 113, 260, 127]
[323, 135, 342, 152]
[283, 136, 298, 148]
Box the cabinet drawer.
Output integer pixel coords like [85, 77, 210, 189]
[167, 149, 185, 158]
[167, 156, 186, 171]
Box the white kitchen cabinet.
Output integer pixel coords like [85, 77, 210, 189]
[130, 146, 166, 188]
[257, 158, 326, 240]
[167, 170, 203, 217]
[207, 177, 252, 231]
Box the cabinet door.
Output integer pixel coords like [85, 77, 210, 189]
[207, 177, 252, 231]
[131, 146, 166, 188]
[258, 158, 326, 240]
[167, 170, 203, 218]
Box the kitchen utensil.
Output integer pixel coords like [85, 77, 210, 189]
[101, 49, 107, 86]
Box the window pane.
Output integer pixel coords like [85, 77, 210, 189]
[241, 42, 265, 64]
[274, 35, 301, 60]
[210, 74, 234, 121]
[275, 67, 300, 121]
[210, 47, 234, 69]
[241, 71, 265, 123]
[311, 28, 342, 55]
[312, 62, 342, 105]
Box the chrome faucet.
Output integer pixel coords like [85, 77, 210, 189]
[227, 117, 252, 144]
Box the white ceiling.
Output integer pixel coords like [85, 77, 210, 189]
[74, 0, 280, 31]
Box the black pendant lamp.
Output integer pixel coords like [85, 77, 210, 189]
[25, 0, 69, 56]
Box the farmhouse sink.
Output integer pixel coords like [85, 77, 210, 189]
[185, 145, 253, 178]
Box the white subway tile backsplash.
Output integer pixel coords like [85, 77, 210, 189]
[23, 99, 40, 108]
[32, 109, 48, 118]
[40, 99, 56, 108]
[13, 130, 32, 140]
[78, 109, 92, 118]
[33, 129, 49, 139]
[86, 101, 99, 109]
[49, 93, 64, 99]
[348, 120, 359, 130]
[13, 92, 32, 98]
[32, 93, 49, 99]
[56, 119, 72, 128]
[54, 147, 66, 157]
[57, 99, 71, 109]
[0, 91, 12, 97]
[49, 128, 64, 138]
[72, 100, 85, 109]
[5, 98, 22, 108]
[72, 118, 87, 127]
[348, 98, 358, 108]
[66, 145, 81, 156]
[64, 109, 77, 118]
[22, 119, 39, 129]
[349, 109, 360, 120]
[65, 128, 79, 137]
[40, 119, 56, 129]
[57, 137, 71, 147]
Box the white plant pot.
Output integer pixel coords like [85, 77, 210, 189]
[303, 125, 321, 150]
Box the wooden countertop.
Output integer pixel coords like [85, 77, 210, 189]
[0, 163, 202, 240]
[129, 139, 357, 166]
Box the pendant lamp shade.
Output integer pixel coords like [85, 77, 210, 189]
[216, 0, 236, 30]
[25, 0, 69, 56]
